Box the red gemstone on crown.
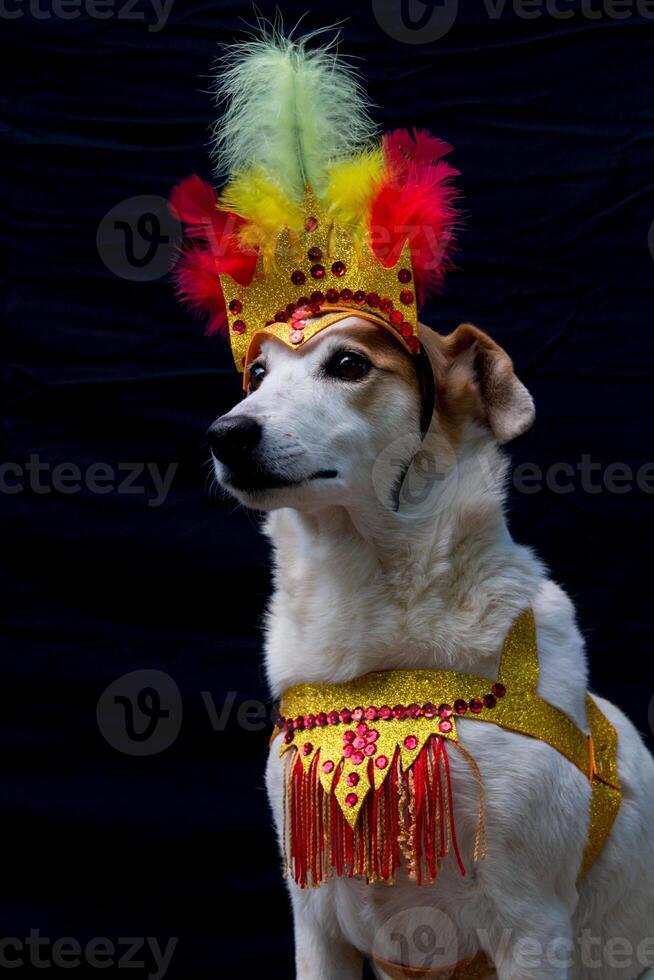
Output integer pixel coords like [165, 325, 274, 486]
[355, 723, 368, 736]
[380, 298, 393, 312]
[353, 290, 366, 305]
[343, 730, 355, 744]
[311, 264, 325, 279]
[274, 310, 287, 322]
[400, 321, 413, 338]
[492, 682, 506, 698]
[423, 702, 437, 718]
[340, 709, 352, 724]
[346, 773, 359, 786]
[345, 792, 358, 807]
[439, 719, 453, 734]
[307, 246, 322, 261]
[454, 699, 468, 715]
[408, 336, 420, 353]
[398, 268, 412, 283]
[365, 707, 378, 721]
[321, 760, 334, 773]
[289, 330, 305, 345]
[469, 698, 484, 714]
[390, 310, 403, 325]
[297, 295, 310, 307]
[304, 713, 316, 729]
[327, 710, 340, 725]
[364, 743, 376, 756]
[229, 298, 242, 313]
[407, 703, 421, 718]
[316, 712, 328, 727]
[291, 270, 306, 286]
[393, 704, 406, 719]
[310, 290, 324, 303]
[404, 735, 418, 750]
[375, 755, 389, 769]
[484, 693, 497, 709]
[353, 736, 366, 750]
[305, 216, 319, 232]
[379, 706, 392, 720]
[293, 717, 304, 730]
[400, 289, 414, 305]
[284, 731, 294, 743]
[232, 320, 246, 334]
[366, 729, 379, 743]
[326, 288, 340, 302]
[340, 288, 353, 301]
[332, 261, 346, 277]
[343, 744, 353, 758]
[438, 704, 453, 719]
[366, 292, 380, 307]
[352, 707, 365, 722]
[302, 742, 313, 755]
[352, 750, 364, 765]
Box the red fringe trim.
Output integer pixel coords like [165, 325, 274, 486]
[284, 735, 466, 888]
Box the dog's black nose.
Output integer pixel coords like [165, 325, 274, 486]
[207, 416, 262, 466]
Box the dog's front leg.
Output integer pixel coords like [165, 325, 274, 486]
[266, 749, 363, 979]
[484, 902, 574, 980]
[290, 886, 364, 980]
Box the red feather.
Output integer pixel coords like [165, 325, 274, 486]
[370, 130, 460, 304]
[169, 176, 258, 336]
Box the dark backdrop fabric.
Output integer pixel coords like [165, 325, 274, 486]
[2, 1, 653, 976]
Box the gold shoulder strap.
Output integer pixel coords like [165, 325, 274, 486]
[494, 608, 621, 879]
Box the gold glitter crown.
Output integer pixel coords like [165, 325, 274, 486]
[222, 191, 419, 382]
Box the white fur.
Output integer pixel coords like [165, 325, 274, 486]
[212, 321, 654, 980]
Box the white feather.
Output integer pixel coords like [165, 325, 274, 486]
[210, 24, 377, 201]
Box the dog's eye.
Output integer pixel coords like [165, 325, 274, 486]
[325, 350, 371, 382]
[248, 363, 266, 392]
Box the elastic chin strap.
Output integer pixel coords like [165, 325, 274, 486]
[391, 344, 436, 513]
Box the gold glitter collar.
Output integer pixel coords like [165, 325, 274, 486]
[273, 609, 621, 879]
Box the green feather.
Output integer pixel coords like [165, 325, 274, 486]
[211, 25, 377, 202]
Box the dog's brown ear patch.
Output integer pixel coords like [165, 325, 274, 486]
[423, 323, 535, 444]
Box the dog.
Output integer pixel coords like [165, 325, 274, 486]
[208, 316, 654, 980]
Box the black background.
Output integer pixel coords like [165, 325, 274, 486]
[2, 0, 653, 976]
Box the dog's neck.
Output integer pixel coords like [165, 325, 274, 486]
[263, 440, 543, 698]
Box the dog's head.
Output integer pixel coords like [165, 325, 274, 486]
[208, 317, 534, 513]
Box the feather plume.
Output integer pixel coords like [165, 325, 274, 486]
[211, 27, 377, 202]
[325, 148, 384, 227]
[220, 166, 303, 261]
[369, 130, 460, 303]
[170, 176, 259, 336]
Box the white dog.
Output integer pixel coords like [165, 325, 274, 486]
[208, 316, 654, 980]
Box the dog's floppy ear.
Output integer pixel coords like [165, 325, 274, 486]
[423, 323, 535, 444]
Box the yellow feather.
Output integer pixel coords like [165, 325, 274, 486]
[220, 168, 303, 262]
[325, 149, 384, 228]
